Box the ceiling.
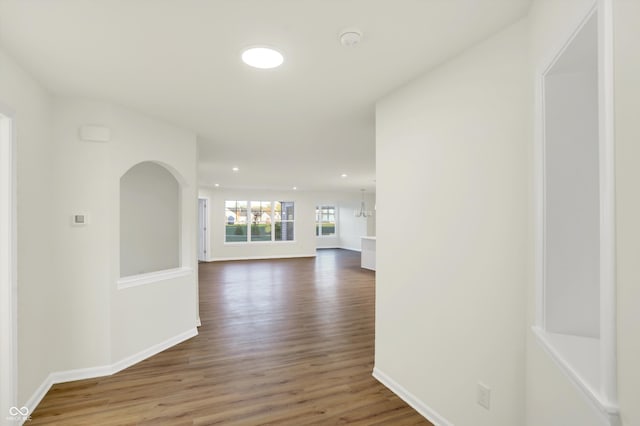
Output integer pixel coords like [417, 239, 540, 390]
[0, 0, 531, 192]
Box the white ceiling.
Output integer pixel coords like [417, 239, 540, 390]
[0, 0, 531, 192]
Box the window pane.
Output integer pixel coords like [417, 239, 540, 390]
[315, 205, 335, 237]
[282, 202, 294, 220]
[321, 222, 335, 236]
[275, 221, 294, 241]
[251, 201, 272, 241]
[275, 201, 294, 241]
[225, 200, 248, 242]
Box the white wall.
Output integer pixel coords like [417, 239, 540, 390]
[49, 98, 199, 364]
[613, 1, 640, 425]
[0, 62, 200, 408]
[120, 162, 180, 277]
[0, 49, 57, 408]
[198, 188, 374, 260]
[375, 20, 529, 426]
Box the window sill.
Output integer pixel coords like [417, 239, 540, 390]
[531, 326, 619, 420]
[223, 240, 297, 245]
[117, 267, 192, 290]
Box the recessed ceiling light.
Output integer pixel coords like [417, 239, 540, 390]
[232, 167, 239, 172]
[214, 183, 220, 187]
[292, 186, 297, 190]
[341, 173, 348, 178]
[242, 47, 284, 69]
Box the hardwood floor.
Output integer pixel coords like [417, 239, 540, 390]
[30, 249, 430, 425]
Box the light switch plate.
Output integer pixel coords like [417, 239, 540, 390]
[477, 382, 491, 410]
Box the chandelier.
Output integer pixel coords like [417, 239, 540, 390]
[354, 189, 373, 218]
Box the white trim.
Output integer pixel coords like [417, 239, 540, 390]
[223, 240, 298, 246]
[0, 108, 17, 424]
[117, 267, 192, 290]
[23, 327, 198, 419]
[372, 367, 453, 426]
[341, 246, 361, 253]
[109, 327, 197, 373]
[597, 0, 617, 407]
[198, 197, 209, 261]
[209, 254, 315, 262]
[532, 327, 619, 423]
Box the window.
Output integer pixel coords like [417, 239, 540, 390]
[225, 200, 248, 242]
[275, 201, 295, 241]
[225, 200, 294, 243]
[315, 205, 336, 237]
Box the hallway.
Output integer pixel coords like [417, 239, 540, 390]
[30, 249, 429, 425]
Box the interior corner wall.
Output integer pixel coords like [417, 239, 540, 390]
[525, 1, 613, 425]
[374, 19, 529, 426]
[613, 1, 640, 425]
[0, 49, 56, 407]
[197, 189, 374, 260]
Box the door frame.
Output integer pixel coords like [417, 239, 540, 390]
[0, 108, 18, 417]
[198, 197, 209, 261]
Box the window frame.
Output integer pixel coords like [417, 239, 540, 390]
[315, 205, 337, 238]
[224, 200, 295, 244]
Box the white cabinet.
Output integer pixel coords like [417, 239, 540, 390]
[361, 237, 376, 271]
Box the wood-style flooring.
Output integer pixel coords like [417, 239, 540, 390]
[30, 249, 430, 425]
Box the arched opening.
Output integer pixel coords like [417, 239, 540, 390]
[120, 161, 181, 277]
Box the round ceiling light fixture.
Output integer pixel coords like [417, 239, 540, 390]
[339, 30, 362, 48]
[241, 47, 284, 69]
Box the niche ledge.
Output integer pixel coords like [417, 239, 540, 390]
[118, 267, 192, 290]
[532, 326, 619, 423]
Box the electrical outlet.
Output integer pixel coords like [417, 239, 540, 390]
[477, 383, 491, 410]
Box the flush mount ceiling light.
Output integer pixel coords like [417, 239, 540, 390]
[241, 47, 284, 69]
[232, 167, 239, 172]
[339, 29, 362, 48]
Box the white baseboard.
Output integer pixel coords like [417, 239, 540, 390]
[372, 367, 453, 426]
[109, 328, 198, 374]
[23, 327, 198, 421]
[341, 246, 361, 252]
[209, 254, 316, 262]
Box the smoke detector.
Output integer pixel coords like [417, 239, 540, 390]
[339, 30, 362, 47]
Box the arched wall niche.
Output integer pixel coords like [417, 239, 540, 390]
[119, 161, 182, 278]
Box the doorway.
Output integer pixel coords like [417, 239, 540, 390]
[198, 198, 208, 261]
[0, 110, 17, 418]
